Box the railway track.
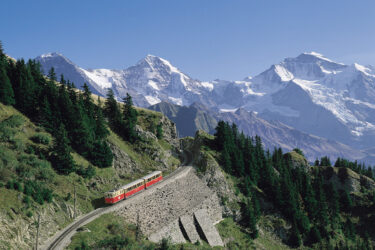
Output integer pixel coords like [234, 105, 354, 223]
[44, 150, 192, 250]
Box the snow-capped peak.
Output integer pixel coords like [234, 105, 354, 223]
[273, 64, 294, 81]
[40, 52, 64, 59]
[136, 54, 182, 74]
[301, 51, 338, 63]
[36, 52, 77, 67]
[352, 63, 374, 76]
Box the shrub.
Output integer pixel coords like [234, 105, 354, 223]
[23, 195, 31, 207]
[30, 133, 51, 145]
[26, 211, 33, 218]
[25, 144, 35, 154]
[0, 126, 15, 142]
[2, 115, 25, 128]
[42, 188, 53, 203]
[76, 165, 96, 179]
[12, 138, 26, 151]
[156, 123, 163, 139]
[23, 180, 53, 204]
[23, 182, 33, 196]
[293, 148, 304, 157]
[6, 180, 14, 189]
[14, 180, 23, 192]
[65, 192, 71, 201]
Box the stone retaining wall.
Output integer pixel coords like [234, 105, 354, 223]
[114, 167, 223, 244]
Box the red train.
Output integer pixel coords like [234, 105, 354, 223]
[104, 171, 163, 204]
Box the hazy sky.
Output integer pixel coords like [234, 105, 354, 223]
[1, 0, 375, 80]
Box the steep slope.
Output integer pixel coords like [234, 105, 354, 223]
[148, 102, 368, 163]
[0, 102, 180, 249]
[148, 101, 217, 137]
[35, 53, 106, 96]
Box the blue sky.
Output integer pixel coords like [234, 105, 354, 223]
[1, 0, 375, 80]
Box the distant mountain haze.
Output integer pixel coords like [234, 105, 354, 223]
[149, 101, 368, 163]
[35, 52, 375, 163]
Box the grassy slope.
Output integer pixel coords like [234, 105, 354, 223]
[69, 213, 219, 250]
[0, 102, 180, 249]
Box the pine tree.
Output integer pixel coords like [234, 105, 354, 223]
[307, 226, 322, 245]
[82, 83, 94, 116]
[344, 218, 355, 240]
[0, 45, 15, 105]
[156, 123, 163, 139]
[244, 198, 258, 238]
[39, 96, 53, 130]
[340, 190, 353, 213]
[122, 93, 138, 142]
[314, 158, 320, 167]
[214, 121, 227, 150]
[314, 176, 329, 226]
[94, 103, 109, 140]
[289, 224, 302, 247]
[89, 140, 113, 168]
[104, 89, 123, 133]
[50, 124, 75, 174]
[222, 143, 232, 173]
[12, 60, 37, 115]
[327, 182, 340, 225]
[320, 156, 332, 167]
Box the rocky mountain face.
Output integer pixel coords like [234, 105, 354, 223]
[35, 52, 375, 161]
[148, 101, 217, 137]
[149, 101, 369, 163]
[35, 53, 214, 108]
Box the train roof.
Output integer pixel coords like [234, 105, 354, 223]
[105, 171, 162, 194]
[120, 178, 145, 190]
[142, 170, 162, 180]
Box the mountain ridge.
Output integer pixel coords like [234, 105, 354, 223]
[35, 52, 375, 157]
[148, 101, 371, 163]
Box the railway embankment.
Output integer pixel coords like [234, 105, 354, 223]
[115, 166, 224, 246]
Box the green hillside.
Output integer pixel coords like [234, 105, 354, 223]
[0, 102, 179, 249]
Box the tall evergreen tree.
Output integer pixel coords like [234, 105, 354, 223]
[50, 124, 75, 174]
[122, 93, 138, 142]
[104, 89, 123, 132]
[0, 44, 15, 105]
[244, 198, 258, 238]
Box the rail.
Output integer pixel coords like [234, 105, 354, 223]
[44, 150, 192, 250]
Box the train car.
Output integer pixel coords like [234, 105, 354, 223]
[104, 171, 163, 204]
[123, 178, 145, 198]
[142, 170, 163, 188]
[104, 188, 124, 204]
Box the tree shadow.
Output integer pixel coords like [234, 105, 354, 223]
[91, 197, 108, 209]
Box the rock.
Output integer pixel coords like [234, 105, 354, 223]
[135, 125, 157, 142]
[283, 150, 310, 171]
[182, 130, 240, 219]
[159, 115, 179, 148]
[108, 141, 140, 176]
[320, 166, 375, 193]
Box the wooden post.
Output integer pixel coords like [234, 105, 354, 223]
[136, 212, 140, 241]
[35, 213, 40, 250]
[73, 183, 76, 219]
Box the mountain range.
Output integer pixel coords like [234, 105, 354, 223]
[149, 101, 369, 163]
[35, 52, 375, 164]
